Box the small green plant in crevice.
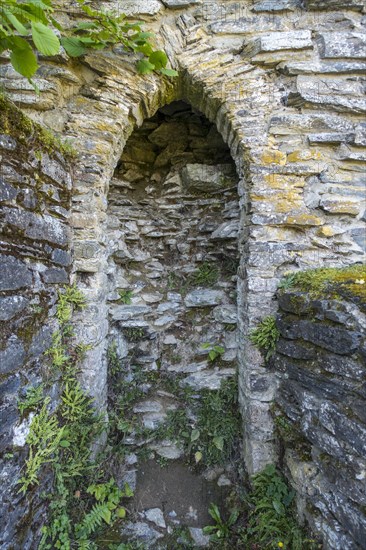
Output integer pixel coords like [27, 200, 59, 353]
[18, 384, 44, 416]
[203, 465, 318, 549]
[117, 289, 133, 305]
[18, 398, 66, 493]
[201, 342, 225, 363]
[240, 464, 318, 550]
[277, 273, 298, 291]
[123, 327, 145, 342]
[188, 262, 220, 288]
[249, 315, 280, 361]
[203, 503, 239, 542]
[75, 478, 133, 543]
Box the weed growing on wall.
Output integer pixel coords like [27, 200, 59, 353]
[249, 316, 280, 361]
[188, 262, 220, 287]
[18, 285, 133, 549]
[17, 384, 44, 416]
[201, 342, 225, 362]
[117, 289, 133, 304]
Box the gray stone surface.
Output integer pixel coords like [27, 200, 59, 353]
[144, 507, 166, 528]
[0, 295, 29, 321]
[162, 0, 200, 7]
[274, 292, 366, 550]
[317, 33, 366, 59]
[121, 521, 164, 544]
[189, 527, 210, 547]
[0, 99, 71, 549]
[2, 3, 366, 548]
[181, 164, 236, 192]
[0, 178, 18, 201]
[0, 336, 25, 375]
[0, 256, 32, 291]
[288, 76, 366, 113]
[243, 30, 312, 57]
[213, 305, 237, 324]
[184, 290, 225, 308]
[183, 368, 236, 390]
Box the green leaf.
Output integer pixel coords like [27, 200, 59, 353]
[101, 507, 111, 525]
[136, 58, 155, 74]
[31, 21, 59, 55]
[194, 451, 202, 463]
[60, 36, 86, 57]
[136, 43, 153, 56]
[213, 436, 224, 451]
[116, 507, 126, 518]
[191, 429, 200, 442]
[208, 503, 221, 523]
[59, 440, 70, 448]
[208, 350, 217, 361]
[75, 21, 98, 30]
[4, 10, 28, 36]
[123, 483, 133, 498]
[149, 50, 167, 70]
[272, 500, 285, 515]
[10, 41, 38, 77]
[160, 67, 179, 77]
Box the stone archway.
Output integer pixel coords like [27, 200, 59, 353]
[68, 63, 278, 476]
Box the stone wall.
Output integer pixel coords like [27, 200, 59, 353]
[273, 290, 366, 549]
[0, 98, 72, 548]
[0, 0, 365, 536]
[1, 0, 364, 476]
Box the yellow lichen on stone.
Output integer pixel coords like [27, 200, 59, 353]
[265, 174, 305, 190]
[275, 191, 303, 213]
[317, 226, 336, 238]
[321, 198, 361, 216]
[261, 149, 287, 165]
[284, 213, 324, 227]
[287, 149, 322, 162]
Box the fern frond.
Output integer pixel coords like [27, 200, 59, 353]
[75, 502, 111, 540]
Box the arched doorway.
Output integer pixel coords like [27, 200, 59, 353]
[104, 100, 241, 543]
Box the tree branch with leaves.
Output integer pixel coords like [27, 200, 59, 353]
[0, 0, 177, 80]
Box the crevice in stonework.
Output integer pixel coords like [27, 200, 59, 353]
[104, 100, 242, 544]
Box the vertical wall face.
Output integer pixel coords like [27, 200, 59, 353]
[273, 289, 366, 549]
[0, 99, 72, 548]
[106, 99, 239, 429]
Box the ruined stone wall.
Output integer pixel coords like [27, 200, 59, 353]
[273, 291, 366, 549]
[0, 98, 72, 547]
[0, 0, 365, 545]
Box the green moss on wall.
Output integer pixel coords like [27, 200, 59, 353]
[279, 264, 366, 307]
[0, 94, 76, 159]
